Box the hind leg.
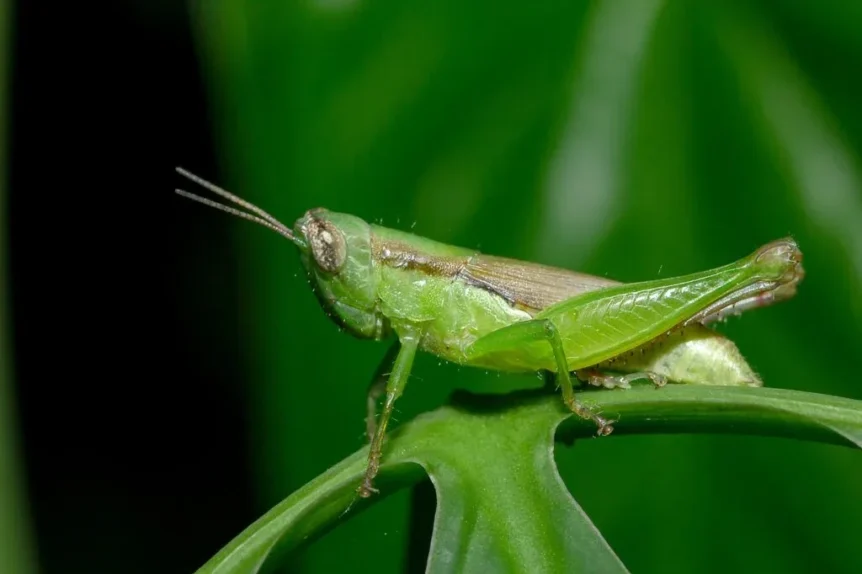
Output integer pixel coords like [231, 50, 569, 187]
[576, 368, 667, 390]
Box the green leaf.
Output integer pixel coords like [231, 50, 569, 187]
[195, 386, 862, 573]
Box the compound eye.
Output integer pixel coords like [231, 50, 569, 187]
[306, 218, 346, 274]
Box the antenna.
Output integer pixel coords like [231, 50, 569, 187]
[174, 167, 303, 246]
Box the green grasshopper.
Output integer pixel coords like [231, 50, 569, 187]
[175, 167, 805, 498]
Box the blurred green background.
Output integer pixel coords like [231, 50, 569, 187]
[4, 0, 862, 572]
[188, 0, 862, 572]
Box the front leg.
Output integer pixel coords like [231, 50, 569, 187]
[359, 329, 421, 498]
[366, 341, 401, 443]
[465, 319, 614, 436]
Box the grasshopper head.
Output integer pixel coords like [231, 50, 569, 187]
[173, 169, 388, 341]
[292, 208, 389, 340]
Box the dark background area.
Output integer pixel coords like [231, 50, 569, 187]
[3, 1, 862, 573]
[8, 3, 256, 572]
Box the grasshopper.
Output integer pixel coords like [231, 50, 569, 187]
[175, 167, 804, 498]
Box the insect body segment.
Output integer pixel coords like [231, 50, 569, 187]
[594, 323, 760, 388]
[175, 167, 804, 499]
[295, 209, 391, 340]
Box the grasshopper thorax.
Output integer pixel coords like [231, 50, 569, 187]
[293, 208, 390, 341]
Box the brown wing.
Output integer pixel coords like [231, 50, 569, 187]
[461, 254, 621, 313]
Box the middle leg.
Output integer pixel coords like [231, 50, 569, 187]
[465, 318, 614, 436]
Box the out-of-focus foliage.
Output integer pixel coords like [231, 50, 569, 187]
[0, 2, 38, 573]
[188, 0, 862, 572]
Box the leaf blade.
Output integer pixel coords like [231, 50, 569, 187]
[195, 386, 862, 573]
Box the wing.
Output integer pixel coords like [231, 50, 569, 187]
[461, 254, 620, 313]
